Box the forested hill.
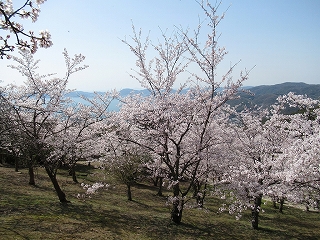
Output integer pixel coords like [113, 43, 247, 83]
[230, 82, 320, 108]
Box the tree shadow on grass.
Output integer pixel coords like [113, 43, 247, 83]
[255, 210, 320, 240]
[134, 182, 158, 191]
[128, 199, 151, 209]
[51, 199, 217, 239]
[1, 226, 31, 240]
[258, 226, 319, 240]
[55, 202, 160, 236]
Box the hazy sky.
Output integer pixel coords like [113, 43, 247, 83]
[1, 0, 320, 91]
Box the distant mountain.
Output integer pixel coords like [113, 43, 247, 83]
[119, 88, 150, 97]
[229, 82, 320, 109]
[249, 82, 320, 97]
[67, 89, 150, 99]
[66, 91, 104, 98]
[68, 82, 320, 111]
[65, 89, 150, 111]
[118, 88, 190, 97]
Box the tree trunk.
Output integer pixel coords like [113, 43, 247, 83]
[193, 180, 199, 198]
[72, 168, 78, 183]
[305, 205, 310, 212]
[157, 177, 163, 196]
[197, 183, 207, 208]
[192, 180, 206, 208]
[196, 195, 203, 208]
[153, 176, 159, 186]
[251, 195, 262, 229]
[28, 166, 35, 185]
[171, 197, 184, 224]
[171, 183, 184, 224]
[273, 200, 277, 209]
[15, 157, 19, 172]
[45, 166, 69, 203]
[279, 198, 284, 213]
[127, 184, 132, 201]
[69, 165, 78, 183]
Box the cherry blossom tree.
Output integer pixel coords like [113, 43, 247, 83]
[222, 107, 287, 229]
[116, 0, 250, 224]
[190, 115, 234, 208]
[275, 93, 320, 210]
[220, 93, 319, 229]
[2, 49, 88, 202]
[103, 138, 151, 201]
[48, 91, 117, 183]
[0, 0, 52, 59]
[0, 85, 19, 168]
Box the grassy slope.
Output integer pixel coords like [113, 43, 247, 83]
[0, 164, 319, 240]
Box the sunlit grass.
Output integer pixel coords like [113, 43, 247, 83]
[0, 164, 319, 240]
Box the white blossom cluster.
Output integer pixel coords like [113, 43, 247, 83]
[0, 0, 52, 58]
[80, 182, 109, 195]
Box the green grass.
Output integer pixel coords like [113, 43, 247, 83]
[0, 164, 319, 240]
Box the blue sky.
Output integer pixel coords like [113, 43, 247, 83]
[1, 0, 320, 91]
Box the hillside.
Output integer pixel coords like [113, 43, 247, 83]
[229, 82, 320, 109]
[1, 165, 320, 239]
